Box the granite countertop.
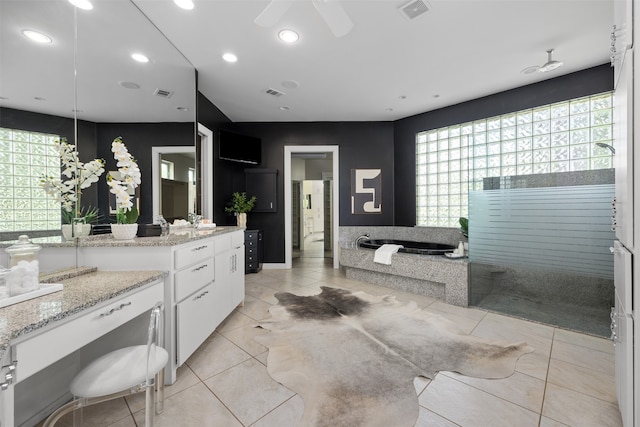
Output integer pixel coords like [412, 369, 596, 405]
[77, 226, 241, 247]
[0, 268, 167, 363]
[0, 226, 242, 248]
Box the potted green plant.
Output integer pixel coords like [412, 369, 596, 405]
[225, 192, 257, 228]
[459, 217, 468, 238]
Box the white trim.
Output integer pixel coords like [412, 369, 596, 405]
[152, 146, 196, 220]
[261, 263, 287, 269]
[198, 123, 214, 219]
[284, 145, 339, 269]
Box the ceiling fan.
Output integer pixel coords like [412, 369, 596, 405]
[538, 49, 563, 73]
[254, 0, 354, 38]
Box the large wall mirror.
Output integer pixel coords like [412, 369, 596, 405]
[0, 0, 197, 265]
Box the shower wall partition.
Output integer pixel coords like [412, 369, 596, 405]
[468, 175, 615, 337]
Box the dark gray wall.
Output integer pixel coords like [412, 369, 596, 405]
[209, 122, 394, 263]
[95, 122, 194, 224]
[197, 64, 612, 264]
[0, 107, 100, 210]
[393, 64, 614, 226]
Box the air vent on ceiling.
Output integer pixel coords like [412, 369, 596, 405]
[398, 0, 430, 20]
[153, 88, 174, 98]
[265, 88, 286, 97]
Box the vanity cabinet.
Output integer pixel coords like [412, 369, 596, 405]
[175, 231, 244, 365]
[77, 229, 245, 384]
[0, 271, 165, 427]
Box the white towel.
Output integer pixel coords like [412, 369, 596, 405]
[374, 244, 404, 265]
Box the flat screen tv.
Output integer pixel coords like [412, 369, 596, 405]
[218, 129, 261, 165]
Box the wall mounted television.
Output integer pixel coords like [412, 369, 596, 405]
[218, 129, 261, 165]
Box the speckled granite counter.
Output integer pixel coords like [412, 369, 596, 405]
[0, 226, 241, 249]
[340, 247, 469, 306]
[0, 235, 75, 248]
[0, 268, 167, 364]
[76, 226, 241, 247]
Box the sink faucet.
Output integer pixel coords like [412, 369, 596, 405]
[354, 233, 370, 247]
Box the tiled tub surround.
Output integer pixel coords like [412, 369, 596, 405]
[339, 226, 469, 306]
[0, 267, 166, 426]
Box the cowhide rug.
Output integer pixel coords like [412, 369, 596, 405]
[255, 286, 534, 427]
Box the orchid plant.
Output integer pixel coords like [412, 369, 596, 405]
[107, 136, 141, 224]
[39, 138, 105, 224]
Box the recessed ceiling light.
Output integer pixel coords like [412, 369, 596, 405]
[278, 29, 299, 43]
[119, 81, 140, 89]
[131, 53, 149, 63]
[222, 53, 238, 63]
[279, 106, 291, 111]
[282, 80, 299, 89]
[432, 94, 440, 98]
[34, 97, 46, 101]
[386, 108, 394, 112]
[399, 95, 407, 100]
[521, 65, 540, 75]
[72, 109, 83, 113]
[68, 0, 93, 10]
[22, 30, 52, 44]
[177, 107, 189, 111]
[174, 0, 194, 10]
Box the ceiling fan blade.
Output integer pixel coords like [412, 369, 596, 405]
[254, 0, 295, 27]
[312, 0, 354, 37]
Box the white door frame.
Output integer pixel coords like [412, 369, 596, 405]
[284, 146, 339, 269]
[152, 146, 196, 220]
[198, 123, 214, 219]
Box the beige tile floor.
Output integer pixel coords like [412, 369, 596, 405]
[45, 258, 623, 427]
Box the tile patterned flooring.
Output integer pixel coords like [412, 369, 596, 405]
[46, 258, 623, 427]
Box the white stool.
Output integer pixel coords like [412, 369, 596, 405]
[44, 302, 168, 426]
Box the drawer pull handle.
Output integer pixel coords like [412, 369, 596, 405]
[193, 264, 208, 272]
[1, 363, 17, 390]
[195, 290, 209, 300]
[192, 245, 208, 251]
[99, 301, 132, 317]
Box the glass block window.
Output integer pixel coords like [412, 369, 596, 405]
[0, 128, 62, 232]
[416, 92, 613, 227]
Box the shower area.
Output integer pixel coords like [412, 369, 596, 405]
[468, 170, 615, 337]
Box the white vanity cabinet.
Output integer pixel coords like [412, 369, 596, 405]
[0, 271, 165, 427]
[173, 230, 245, 369]
[78, 228, 245, 384]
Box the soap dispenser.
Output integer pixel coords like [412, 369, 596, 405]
[457, 241, 465, 256]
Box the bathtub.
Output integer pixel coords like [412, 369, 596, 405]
[359, 239, 456, 255]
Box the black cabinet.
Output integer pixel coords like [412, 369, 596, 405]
[245, 168, 277, 212]
[245, 229, 263, 273]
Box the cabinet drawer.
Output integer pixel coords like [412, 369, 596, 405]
[214, 233, 231, 254]
[176, 282, 228, 365]
[174, 260, 214, 302]
[174, 240, 215, 269]
[231, 230, 244, 248]
[14, 280, 163, 382]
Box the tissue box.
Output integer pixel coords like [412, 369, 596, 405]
[137, 224, 162, 237]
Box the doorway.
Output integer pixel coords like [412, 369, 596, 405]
[294, 179, 331, 259]
[284, 146, 339, 269]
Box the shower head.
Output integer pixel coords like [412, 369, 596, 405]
[595, 143, 615, 154]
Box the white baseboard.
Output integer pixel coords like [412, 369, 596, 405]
[262, 263, 288, 270]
